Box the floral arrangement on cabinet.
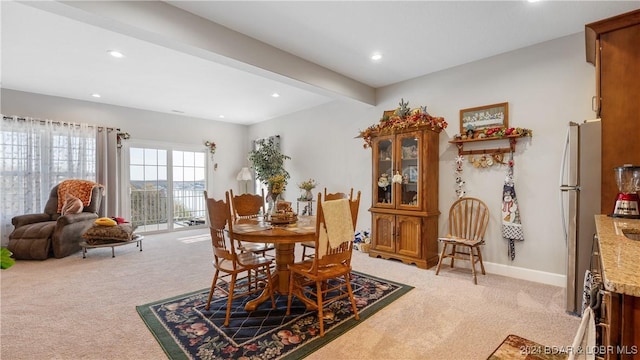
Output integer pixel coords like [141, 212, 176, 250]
[358, 98, 448, 148]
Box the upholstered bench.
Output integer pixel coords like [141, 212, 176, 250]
[80, 223, 139, 258]
[80, 234, 143, 258]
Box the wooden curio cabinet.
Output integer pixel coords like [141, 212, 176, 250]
[368, 125, 441, 269]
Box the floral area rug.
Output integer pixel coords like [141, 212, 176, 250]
[136, 271, 412, 360]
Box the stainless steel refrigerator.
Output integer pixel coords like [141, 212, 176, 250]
[559, 119, 601, 316]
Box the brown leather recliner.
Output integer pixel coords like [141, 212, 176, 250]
[8, 183, 103, 260]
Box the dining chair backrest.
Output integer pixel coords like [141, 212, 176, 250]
[204, 190, 236, 263]
[311, 191, 361, 269]
[299, 188, 357, 261]
[448, 197, 489, 243]
[323, 188, 358, 227]
[229, 189, 265, 219]
[323, 187, 354, 201]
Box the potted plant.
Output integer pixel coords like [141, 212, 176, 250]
[248, 137, 291, 199]
[1, 247, 15, 269]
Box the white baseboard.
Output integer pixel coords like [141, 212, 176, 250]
[444, 260, 566, 287]
[484, 261, 566, 287]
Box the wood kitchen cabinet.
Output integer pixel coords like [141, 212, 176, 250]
[368, 125, 441, 269]
[594, 215, 640, 360]
[586, 9, 640, 215]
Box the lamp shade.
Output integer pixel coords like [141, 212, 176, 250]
[236, 167, 252, 181]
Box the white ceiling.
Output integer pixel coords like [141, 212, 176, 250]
[2, 1, 639, 125]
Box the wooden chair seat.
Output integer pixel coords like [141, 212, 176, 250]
[438, 236, 483, 247]
[215, 252, 272, 271]
[238, 242, 275, 254]
[435, 197, 489, 285]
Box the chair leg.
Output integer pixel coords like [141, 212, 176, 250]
[316, 280, 324, 337]
[435, 242, 448, 275]
[345, 274, 359, 321]
[205, 270, 220, 311]
[468, 246, 477, 285]
[450, 245, 457, 268]
[224, 274, 236, 327]
[286, 271, 295, 316]
[476, 246, 486, 275]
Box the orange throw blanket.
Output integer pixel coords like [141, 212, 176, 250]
[57, 180, 102, 213]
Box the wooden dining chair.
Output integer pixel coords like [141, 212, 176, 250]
[229, 189, 275, 257]
[435, 197, 490, 284]
[300, 188, 354, 261]
[203, 191, 275, 326]
[286, 191, 361, 337]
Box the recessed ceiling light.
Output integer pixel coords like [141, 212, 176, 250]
[91, 93, 101, 98]
[271, 93, 280, 98]
[107, 50, 124, 58]
[371, 53, 382, 61]
[218, 115, 225, 118]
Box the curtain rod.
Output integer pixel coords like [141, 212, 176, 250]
[2, 115, 120, 132]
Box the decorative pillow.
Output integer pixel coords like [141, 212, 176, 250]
[61, 194, 83, 215]
[82, 223, 135, 242]
[95, 217, 117, 226]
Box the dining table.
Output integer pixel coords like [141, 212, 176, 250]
[232, 215, 316, 311]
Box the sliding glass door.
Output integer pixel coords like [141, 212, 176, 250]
[127, 144, 206, 233]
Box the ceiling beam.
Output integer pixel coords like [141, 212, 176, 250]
[24, 0, 376, 105]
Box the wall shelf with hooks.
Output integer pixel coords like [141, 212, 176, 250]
[448, 135, 530, 156]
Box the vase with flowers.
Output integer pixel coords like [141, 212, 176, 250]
[267, 175, 287, 214]
[298, 178, 317, 201]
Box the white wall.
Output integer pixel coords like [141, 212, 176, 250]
[249, 33, 597, 285]
[2, 32, 596, 285]
[0, 89, 248, 200]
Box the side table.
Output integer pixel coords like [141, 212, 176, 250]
[296, 200, 314, 216]
[80, 234, 144, 258]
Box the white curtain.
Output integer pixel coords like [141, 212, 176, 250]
[0, 115, 121, 245]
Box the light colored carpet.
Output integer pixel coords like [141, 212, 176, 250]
[0, 228, 580, 359]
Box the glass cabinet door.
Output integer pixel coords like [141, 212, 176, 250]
[373, 136, 394, 207]
[396, 131, 421, 210]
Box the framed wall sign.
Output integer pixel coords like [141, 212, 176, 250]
[460, 102, 509, 134]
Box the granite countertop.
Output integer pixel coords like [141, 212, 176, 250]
[594, 214, 640, 297]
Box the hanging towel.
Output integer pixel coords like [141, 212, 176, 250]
[502, 155, 525, 260]
[317, 199, 354, 258]
[568, 306, 596, 360]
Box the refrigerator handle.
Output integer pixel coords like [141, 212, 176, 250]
[559, 125, 571, 247]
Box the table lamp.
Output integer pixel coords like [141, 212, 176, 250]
[236, 167, 253, 194]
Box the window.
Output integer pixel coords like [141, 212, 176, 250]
[0, 118, 96, 243]
[127, 145, 206, 233]
[172, 150, 206, 227]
